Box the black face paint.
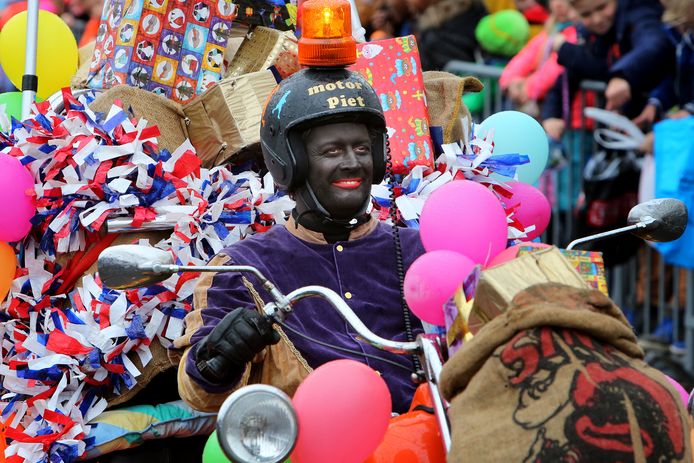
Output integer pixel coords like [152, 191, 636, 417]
[295, 122, 374, 221]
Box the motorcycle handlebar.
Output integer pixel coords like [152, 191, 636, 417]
[266, 285, 422, 356]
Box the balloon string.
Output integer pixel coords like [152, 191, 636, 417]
[277, 321, 413, 372]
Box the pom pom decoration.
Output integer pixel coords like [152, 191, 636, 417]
[0, 89, 295, 463]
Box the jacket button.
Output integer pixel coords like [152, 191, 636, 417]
[336, 245, 344, 252]
[344, 292, 353, 299]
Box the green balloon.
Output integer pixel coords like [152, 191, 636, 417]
[203, 431, 292, 463]
[463, 91, 484, 114]
[203, 431, 232, 463]
[475, 10, 530, 57]
[0, 91, 23, 129]
[0, 92, 45, 131]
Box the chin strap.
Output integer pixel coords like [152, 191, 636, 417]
[295, 182, 372, 229]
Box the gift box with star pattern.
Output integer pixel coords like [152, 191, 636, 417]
[349, 36, 435, 175]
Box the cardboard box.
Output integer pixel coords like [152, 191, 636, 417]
[225, 27, 299, 80]
[472, 247, 589, 322]
[517, 246, 609, 296]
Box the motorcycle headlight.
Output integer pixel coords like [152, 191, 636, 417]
[217, 384, 298, 463]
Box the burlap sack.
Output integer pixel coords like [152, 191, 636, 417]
[423, 70, 483, 144]
[71, 41, 97, 90]
[182, 70, 278, 167]
[440, 283, 692, 463]
[89, 85, 189, 154]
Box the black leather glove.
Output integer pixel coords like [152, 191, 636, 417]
[194, 308, 280, 384]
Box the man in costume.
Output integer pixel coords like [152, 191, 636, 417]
[173, 66, 426, 414]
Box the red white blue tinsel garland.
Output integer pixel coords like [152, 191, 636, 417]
[0, 91, 292, 463]
[0, 91, 527, 463]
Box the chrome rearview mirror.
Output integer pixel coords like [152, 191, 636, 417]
[97, 245, 290, 313]
[567, 198, 688, 250]
[627, 198, 688, 242]
[97, 245, 175, 290]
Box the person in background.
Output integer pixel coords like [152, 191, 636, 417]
[500, 0, 576, 116]
[633, 0, 694, 147]
[541, 0, 674, 141]
[501, 0, 584, 224]
[368, 0, 413, 40]
[631, 2, 693, 356]
[407, 0, 488, 70]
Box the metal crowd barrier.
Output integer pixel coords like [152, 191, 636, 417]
[444, 59, 694, 376]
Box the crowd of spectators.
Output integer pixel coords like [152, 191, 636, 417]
[359, 0, 692, 138]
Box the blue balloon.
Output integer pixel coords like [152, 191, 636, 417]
[478, 111, 549, 184]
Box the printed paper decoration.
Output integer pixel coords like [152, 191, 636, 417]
[88, 0, 237, 103]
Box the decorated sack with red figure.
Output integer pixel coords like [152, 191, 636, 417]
[87, 0, 238, 103]
[349, 36, 435, 175]
[440, 283, 692, 463]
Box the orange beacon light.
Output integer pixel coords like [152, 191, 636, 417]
[298, 0, 357, 67]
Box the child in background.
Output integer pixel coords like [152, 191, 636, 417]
[500, 0, 576, 117]
[632, 0, 694, 370]
[541, 0, 674, 141]
[634, 0, 694, 139]
[501, 0, 582, 228]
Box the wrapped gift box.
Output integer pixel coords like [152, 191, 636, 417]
[87, 0, 237, 103]
[183, 69, 278, 167]
[349, 36, 435, 175]
[518, 246, 609, 296]
[472, 247, 589, 322]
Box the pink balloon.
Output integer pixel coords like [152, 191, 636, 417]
[486, 242, 551, 268]
[420, 180, 507, 265]
[404, 250, 476, 325]
[505, 181, 551, 241]
[665, 375, 689, 406]
[292, 360, 391, 463]
[0, 154, 35, 242]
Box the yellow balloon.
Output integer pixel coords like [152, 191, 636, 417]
[0, 242, 16, 301]
[0, 10, 78, 100]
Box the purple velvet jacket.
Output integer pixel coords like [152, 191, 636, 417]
[184, 218, 425, 413]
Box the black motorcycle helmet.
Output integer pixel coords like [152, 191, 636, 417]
[260, 67, 387, 221]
